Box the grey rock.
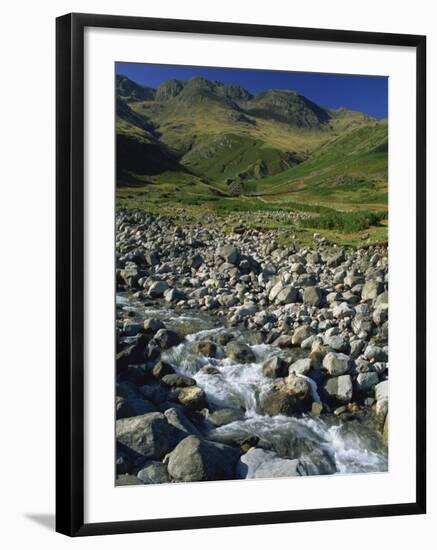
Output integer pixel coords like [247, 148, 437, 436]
[325, 334, 348, 353]
[375, 380, 389, 402]
[292, 325, 313, 346]
[148, 280, 169, 298]
[364, 345, 388, 362]
[361, 280, 384, 301]
[116, 412, 183, 459]
[162, 373, 196, 387]
[288, 358, 312, 376]
[145, 251, 160, 266]
[116, 474, 144, 486]
[164, 407, 203, 438]
[174, 386, 207, 410]
[286, 374, 313, 401]
[373, 304, 388, 325]
[268, 281, 284, 302]
[303, 286, 323, 307]
[218, 245, 240, 265]
[152, 360, 175, 379]
[116, 397, 157, 419]
[356, 372, 379, 392]
[324, 375, 353, 404]
[154, 328, 183, 349]
[143, 318, 165, 333]
[254, 311, 278, 326]
[333, 302, 355, 319]
[322, 352, 351, 376]
[166, 435, 240, 482]
[276, 286, 298, 304]
[262, 355, 288, 378]
[237, 448, 302, 479]
[208, 408, 245, 427]
[193, 340, 218, 357]
[225, 340, 256, 363]
[375, 291, 389, 307]
[165, 288, 186, 303]
[122, 321, 143, 337]
[137, 462, 170, 484]
[326, 250, 345, 267]
[260, 380, 310, 416]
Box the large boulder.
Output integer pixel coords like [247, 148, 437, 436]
[153, 328, 183, 349]
[356, 372, 379, 392]
[208, 408, 245, 427]
[323, 375, 353, 404]
[164, 407, 204, 438]
[322, 352, 351, 376]
[364, 345, 388, 362]
[268, 281, 284, 302]
[193, 340, 218, 357]
[326, 250, 345, 268]
[143, 318, 165, 334]
[116, 412, 183, 459]
[148, 281, 169, 298]
[333, 302, 355, 319]
[116, 474, 144, 486]
[237, 448, 302, 479]
[165, 288, 186, 303]
[261, 356, 288, 378]
[116, 337, 149, 369]
[292, 325, 313, 346]
[122, 321, 143, 337]
[144, 251, 160, 267]
[218, 245, 240, 265]
[260, 379, 311, 417]
[303, 286, 323, 307]
[119, 263, 139, 287]
[161, 373, 196, 387]
[361, 280, 384, 301]
[137, 461, 170, 484]
[373, 304, 389, 325]
[324, 334, 348, 353]
[276, 286, 298, 304]
[375, 380, 389, 402]
[225, 340, 256, 363]
[286, 374, 313, 401]
[288, 358, 312, 376]
[174, 386, 208, 410]
[115, 397, 157, 419]
[152, 360, 175, 379]
[165, 435, 240, 482]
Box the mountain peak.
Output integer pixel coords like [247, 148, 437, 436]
[117, 74, 336, 128]
[155, 79, 186, 100]
[116, 74, 155, 102]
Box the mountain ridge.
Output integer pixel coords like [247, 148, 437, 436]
[115, 74, 387, 210]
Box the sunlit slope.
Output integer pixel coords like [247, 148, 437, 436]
[116, 74, 387, 210]
[242, 119, 388, 209]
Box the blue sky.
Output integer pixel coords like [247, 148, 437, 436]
[116, 62, 388, 119]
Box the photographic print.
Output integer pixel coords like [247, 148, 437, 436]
[115, 62, 389, 486]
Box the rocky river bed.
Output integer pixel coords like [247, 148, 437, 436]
[115, 208, 389, 485]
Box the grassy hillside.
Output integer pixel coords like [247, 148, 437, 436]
[242, 119, 388, 210]
[115, 74, 388, 246]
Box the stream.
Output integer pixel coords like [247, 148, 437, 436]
[117, 293, 388, 476]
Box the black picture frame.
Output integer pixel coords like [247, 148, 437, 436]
[56, 12, 427, 537]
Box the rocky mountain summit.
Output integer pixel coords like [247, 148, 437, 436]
[115, 208, 389, 485]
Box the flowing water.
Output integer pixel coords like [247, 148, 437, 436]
[117, 293, 388, 476]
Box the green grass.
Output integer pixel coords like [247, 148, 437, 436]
[115, 76, 388, 248]
[240, 120, 388, 210]
[300, 210, 387, 233]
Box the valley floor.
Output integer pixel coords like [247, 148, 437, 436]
[115, 206, 389, 485]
